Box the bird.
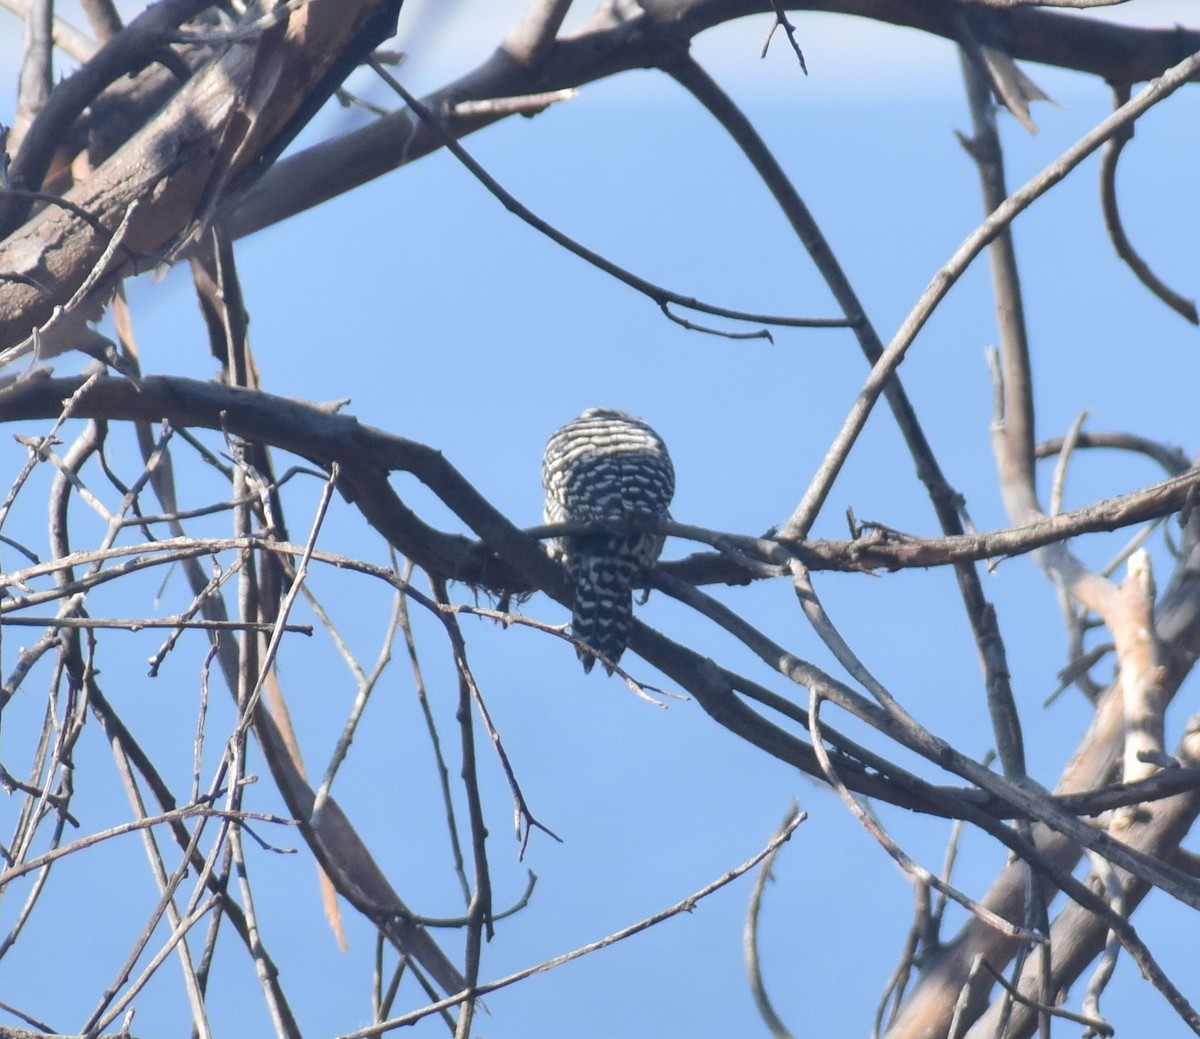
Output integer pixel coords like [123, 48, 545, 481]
[542, 408, 675, 673]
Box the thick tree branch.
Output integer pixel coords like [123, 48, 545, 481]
[219, 3, 1200, 243]
[3, 375, 1197, 587]
[0, 0, 404, 357]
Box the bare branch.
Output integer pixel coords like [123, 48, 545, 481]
[503, 0, 574, 69]
[761, 0, 807, 71]
[365, 59, 849, 339]
[13, 0, 53, 154]
[0, 0, 99, 60]
[449, 88, 576, 119]
[744, 804, 801, 1039]
[1099, 83, 1199, 325]
[80, 0, 124, 42]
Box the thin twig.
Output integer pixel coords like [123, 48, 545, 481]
[450, 89, 576, 119]
[786, 564, 1200, 907]
[1078, 849, 1123, 1036]
[309, 586, 404, 822]
[365, 58, 849, 339]
[873, 883, 926, 1039]
[434, 590, 561, 856]
[235, 465, 338, 738]
[980, 959, 1114, 1034]
[0, 806, 296, 884]
[744, 803, 802, 1039]
[1049, 410, 1088, 517]
[2, 615, 311, 633]
[0, 370, 102, 537]
[761, 0, 807, 72]
[431, 576, 491, 1039]
[395, 556, 471, 906]
[227, 820, 295, 1039]
[335, 810, 807, 1037]
[108, 734, 214, 1039]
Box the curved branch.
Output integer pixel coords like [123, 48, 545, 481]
[1099, 83, 1199, 325]
[1036, 431, 1194, 477]
[366, 60, 847, 336]
[744, 804, 801, 1039]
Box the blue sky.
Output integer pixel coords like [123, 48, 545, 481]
[1, 3, 1199, 1037]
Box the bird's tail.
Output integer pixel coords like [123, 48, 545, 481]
[572, 552, 637, 674]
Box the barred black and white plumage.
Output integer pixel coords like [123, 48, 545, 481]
[542, 408, 675, 673]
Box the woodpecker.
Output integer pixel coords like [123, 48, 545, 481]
[542, 408, 675, 673]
